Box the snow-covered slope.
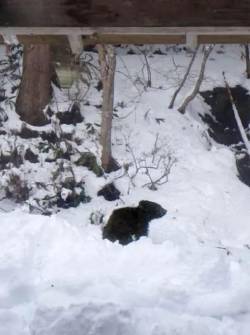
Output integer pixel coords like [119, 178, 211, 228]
[1, 45, 250, 334]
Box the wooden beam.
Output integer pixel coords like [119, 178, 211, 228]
[1, 27, 250, 45]
[198, 35, 250, 44]
[82, 34, 185, 45]
[1, 26, 250, 36]
[15, 35, 73, 63]
[17, 35, 70, 46]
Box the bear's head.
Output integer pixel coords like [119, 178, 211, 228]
[138, 200, 167, 221]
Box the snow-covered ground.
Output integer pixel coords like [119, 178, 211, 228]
[1, 45, 250, 334]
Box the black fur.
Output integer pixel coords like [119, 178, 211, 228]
[103, 200, 167, 245]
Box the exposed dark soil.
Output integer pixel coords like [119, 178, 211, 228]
[200, 86, 250, 146]
[200, 85, 250, 187]
[97, 183, 120, 201]
[236, 153, 250, 187]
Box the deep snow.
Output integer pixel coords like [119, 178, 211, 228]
[1, 45, 250, 334]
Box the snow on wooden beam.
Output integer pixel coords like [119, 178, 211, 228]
[67, 35, 83, 55]
[186, 33, 198, 49]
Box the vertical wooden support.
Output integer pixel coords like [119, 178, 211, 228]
[67, 35, 83, 57]
[186, 33, 198, 50]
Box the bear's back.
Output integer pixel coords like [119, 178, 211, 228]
[103, 206, 139, 244]
[102, 201, 166, 245]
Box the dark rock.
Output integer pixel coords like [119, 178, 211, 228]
[46, 107, 54, 118]
[103, 200, 167, 245]
[19, 124, 40, 139]
[0, 148, 23, 168]
[45, 147, 71, 163]
[56, 187, 91, 209]
[0, 107, 8, 122]
[45, 157, 56, 163]
[75, 152, 103, 177]
[58, 151, 71, 161]
[236, 152, 250, 187]
[200, 86, 250, 146]
[56, 103, 84, 125]
[95, 80, 103, 91]
[0, 129, 7, 136]
[11, 148, 23, 168]
[0, 89, 6, 102]
[24, 148, 39, 163]
[61, 132, 73, 141]
[40, 131, 57, 143]
[0, 152, 11, 169]
[153, 49, 165, 55]
[83, 45, 98, 53]
[103, 157, 120, 174]
[5, 173, 30, 202]
[18, 123, 59, 143]
[127, 49, 136, 55]
[97, 183, 120, 201]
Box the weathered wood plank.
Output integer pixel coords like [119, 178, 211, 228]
[198, 35, 250, 44]
[2, 32, 250, 46]
[1, 0, 250, 28]
[2, 27, 250, 36]
[2, 34, 185, 45]
[82, 34, 185, 45]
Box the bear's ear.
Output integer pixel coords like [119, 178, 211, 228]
[138, 200, 147, 209]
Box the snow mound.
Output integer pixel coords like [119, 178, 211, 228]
[31, 303, 134, 335]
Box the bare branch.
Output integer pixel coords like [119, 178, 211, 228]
[122, 135, 176, 192]
[169, 46, 199, 109]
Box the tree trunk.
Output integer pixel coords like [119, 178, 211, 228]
[178, 45, 213, 114]
[168, 45, 199, 109]
[245, 44, 250, 79]
[97, 44, 119, 173]
[16, 44, 52, 126]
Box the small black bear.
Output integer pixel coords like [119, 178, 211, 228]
[102, 200, 167, 245]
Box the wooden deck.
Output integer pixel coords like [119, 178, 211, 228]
[1, 0, 250, 46]
[1, 0, 250, 27]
